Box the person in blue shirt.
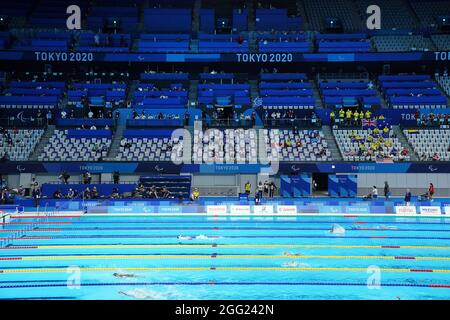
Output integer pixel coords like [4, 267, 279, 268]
[404, 189, 412, 206]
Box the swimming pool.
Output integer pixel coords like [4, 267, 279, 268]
[1, 213, 450, 300]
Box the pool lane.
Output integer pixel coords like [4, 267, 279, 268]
[2, 214, 450, 299]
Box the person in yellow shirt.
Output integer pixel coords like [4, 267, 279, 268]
[371, 143, 377, 151]
[378, 114, 385, 120]
[365, 110, 371, 119]
[245, 181, 252, 195]
[373, 127, 380, 135]
[352, 110, 358, 125]
[382, 126, 389, 134]
[339, 109, 345, 119]
[330, 111, 335, 126]
[346, 109, 352, 126]
[191, 188, 200, 201]
[385, 139, 392, 148]
[367, 134, 373, 142]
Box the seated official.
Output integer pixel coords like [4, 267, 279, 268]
[53, 189, 63, 199]
[90, 186, 99, 199]
[111, 188, 120, 199]
[83, 187, 91, 199]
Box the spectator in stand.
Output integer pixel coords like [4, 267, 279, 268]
[37, 110, 43, 126]
[329, 110, 335, 126]
[432, 153, 440, 161]
[46, 110, 52, 125]
[184, 111, 190, 126]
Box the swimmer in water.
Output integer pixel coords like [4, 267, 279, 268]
[377, 225, 398, 230]
[113, 273, 142, 278]
[281, 261, 310, 268]
[282, 251, 301, 256]
[330, 223, 345, 235]
[177, 235, 193, 240]
[118, 289, 153, 299]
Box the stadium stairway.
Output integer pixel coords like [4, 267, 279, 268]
[192, 0, 201, 34]
[104, 125, 125, 161]
[182, 124, 192, 164]
[29, 125, 55, 161]
[393, 125, 418, 161]
[296, 0, 310, 30]
[435, 75, 450, 106]
[189, 79, 199, 106]
[374, 82, 389, 108]
[323, 125, 343, 161]
[249, 79, 259, 101]
[403, 0, 422, 28]
[246, 0, 255, 32]
[312, 80, 324, 109]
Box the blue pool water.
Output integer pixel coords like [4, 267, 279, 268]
[1, 213, 450, 300]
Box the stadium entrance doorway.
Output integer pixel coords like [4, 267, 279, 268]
[312, 173, 329, 196]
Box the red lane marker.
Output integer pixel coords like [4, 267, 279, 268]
[0, 229, 62, 232]
[2, 237, 51, 240]
[208, 281, 216, 285]
[382, 246, 400, 248]
[212, 227, 219, 230]
[411, 269, 433, 273]
[358, 228, 375, 230]
[354, 222, 367, 224]
[370, 236, 387, 238]
[429, 284, 450, 288]
[344, 215, 358, 218]
[395, 256, 416, 260]
[210, 236, 220, 238]
[10, 216, 80, 219]
[0, 246, 38, 249]
[7, 222, 72, 225]
[0, 257, 22, 261]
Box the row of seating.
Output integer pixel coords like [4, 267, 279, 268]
[0, 129, 44, 161]
[404, 129, 450, 161]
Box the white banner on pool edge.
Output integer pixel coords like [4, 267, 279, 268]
[253, 205, 274, 215]
[206, 205, 227, 215]
[395, 206, 417, 215]
[230, 205, 251, 215]
[277, 205, 297, 215]
[419, 206, 442, 216]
